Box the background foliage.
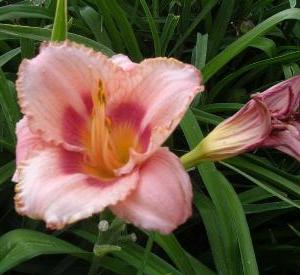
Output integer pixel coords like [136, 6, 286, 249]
[0, 0, 300, 274]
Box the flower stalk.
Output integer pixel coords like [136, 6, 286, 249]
[180, 145, 205, 170]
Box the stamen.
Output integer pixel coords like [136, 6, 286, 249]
[84, 80, 143, 179]
[85, 80, 123, 178]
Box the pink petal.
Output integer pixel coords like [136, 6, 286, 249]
[110, 148, 192, 234]
[109, 101, 151, 153]
[14, 146, 139, 229]
[108, 58, 202, 176]
[12, 116, 46, 182]
[253, 75, 300, 119]
[111, 54, 137, 71]
[111, 58, 203, 149]
[17, 41, 123, 151]
[262, 122, 300, 160]
[195, 99, 272, 161]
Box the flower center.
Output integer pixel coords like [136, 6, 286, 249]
[83, 80, 141, 179]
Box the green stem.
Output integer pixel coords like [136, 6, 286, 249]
[180, 145, 204, 170]
[51, 0, 67, 41]
[136, 232, 154, 275]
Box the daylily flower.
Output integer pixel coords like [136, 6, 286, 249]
[13, 41, 203, 234]
[258, 76, 300, 159]
[181, 76, 300, 167]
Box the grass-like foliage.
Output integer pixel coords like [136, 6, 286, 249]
[0, 0, 299, 274]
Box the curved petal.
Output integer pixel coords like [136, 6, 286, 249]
[12, 116, 46, 182]
[192, 99, 272, 161]
[14, 147, 139, 229]
[111, 54, 137, 71]
[110, 148, 192, 234]
[109, 58, 203, 149]
[253, 75, 300, 119]
[262, 122, 300, 160]
[17, 41, 124, 150]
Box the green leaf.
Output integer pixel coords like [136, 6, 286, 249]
[169, 0, 217, 55]
[139, 0, 161, 56]
[191, 33, 208, 106]
[202, 103, 243, 113]
[288, 224, 300, 237]
[225, 157, 300, 198]
[136, 233, 154, 275]
[51, 0, 67, 41]
[152, 233, 196, 275]
[249, 36, 277, 57]
[94, 1, 125, 53]
[192, 107, 223, 125]
[0, 161, 15, 186]
[0, 23, 114, 56]
[113, 243, 182, 275]
[0, 5, 52, 21]
[79, 6, 111, 47]
[160, 13, 179, 56]
[289, 0, 297, 8]
[207, 0, 235, 59]
[221, 161, 300, 210]
[180, 0, 193, 32]
[193, 192, 229, 274]
[180, 110, 259, 275]
[239, 187, 273, 204]
[242, 154, 300, 184]
[0, 47, 21, 67]
[243, 201, 300, 214]
[0, 229, 90, 273]
[282, 63, 300, 78]
[152, 232, 216, 275]
[0, 138, 14, 152]
[72, 229, 182, 275]
[193, 33, 208, 70]
[203, 8, 300, 82]
[20, 38, 35, 59]
[93, 244, 121, 257]
[208, 50, 300, 101]
[104, 0, 143, 60]
[0, 69, 18, 142]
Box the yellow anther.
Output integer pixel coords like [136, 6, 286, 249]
[97, 80, 106, 105]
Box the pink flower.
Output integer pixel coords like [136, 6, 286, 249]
[258, 76, 300, 159]
[13, 41, 203, 234]
[182, 76, 300, 166]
